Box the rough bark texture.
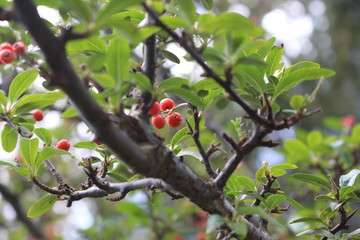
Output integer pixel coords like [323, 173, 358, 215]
[12, 1, 272, 239]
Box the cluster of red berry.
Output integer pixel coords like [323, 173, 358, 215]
[32, 109, 71, 151]
[0, 41, 26, 64]
[149, 98, 183, 129]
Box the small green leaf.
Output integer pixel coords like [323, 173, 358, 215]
[236, 176, 256, 191]
[206, 215, 225, 234]
[130, 74, 152, 92]
[158, 77, 190, 89]
[27, 195, 58, 218]
[292, 173, 331, 190]
[176, 0, 197, 24]
[160, 49, 180, 64]
[34, 128, 52, 145]
[165, 87, 204, 108]
[227, 221, 247, 238]
[96, 0, 143, 26]
[73, 141, 98, 150]
[159, 15, 189, 29]
[1, 124, 18, 152]
[296, 229, 335, 239]
[171, 127, 190, 149]
[266, 46, 284, 77]
[176, 148, 202, 161]
[36, 147, 70, 169]
[61, 107, 79, 119]
[9, 69, 39, 103]
[266, 194, 286, 210]
[93, 73, 116, 89]
[284, 139, 311, 163]
[0, 90, 7, 107]
[0, 160, 20, 168]
[107, 172, 127, 183]
[200, 0, 214, 10]
[339, 169, 360, 187]
[285, 196, 304, 210]
[12, 167, 31, 177]
[105, 37, 130, 86]
[289, 217, 327, 226]
[345, 228, 360, 239]
[306, 130, 323, 149]
[12, 92, 63, 115]
[255, 162, 268, 184]
[290, 95, 305, 110]
[339, 186, 356, 200]
[20, 138, 39, 167]
[258, 37, 276, 58]
[315, 195, 335, 201]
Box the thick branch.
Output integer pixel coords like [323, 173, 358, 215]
[13, 2, 272, 239]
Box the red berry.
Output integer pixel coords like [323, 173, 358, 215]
[340, 115, 356, 127]
[160, 98, 175, 111]
[152, 115, 166, 129]
[196, 232, 206, 240]
[12, 41, 26, 55]
[32, 109, 44, 121]
[173, 237, 184, 240]
[167, 112, 182, 127]
[0, 42, 14, 51]
[56, 139, 70, 151]
[148, 101, 160, 115]
[0, 49, 14, 63]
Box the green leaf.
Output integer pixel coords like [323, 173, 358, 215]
[73, 141, 98, 150]
[227, 221, 247, 238]
[266, 46, 284, 77]
[315, 195, 335, 201]
[289, 217, 327, 226]
[200, 0, 214, 10]
[292, 173, 331, 190]
[351, 124, 360, 143]
[284, 139, 311, 163]
[339, 169, 360, 187]
[176, 0, 197, 24]
[159, 15, 189, 29]
[236, 206, 271, 222]
[306, 130, 323, 149]
[130, 74, 152, 93]
[176, 148, 202, 161]
[107, 172, 127, 183]
[0, 90, 7, 107]
[206, 215, 225, 234]
[339, 186, 356, 200]
[236, 176, 256, 191]
[273, 67, 335, 101]
[12, 92, 63, 115]
[34, 128, 52, 145]
[8, 69, 39, 103]
[285, 196, 304, 210]
[266, 194, 286, 210]
[61, 107, 79, 119]
[290, 95, 305, 110]
[191, 78, 221, 90]
[171, 127, 190, 149]
[1, 124, 18, 152]
[159, 77, 190, 89]
[165, 87, 204, 108]
[200, 13, 263, 36]
[112, 11, 145, 24]
[233, 65, 265, 94]
[12, 167, 31, 177]
[96, 0, 143, 26]
[269, 164, 298, 172]
[36, 147, 70, 169]
[105, 37, 130, 86]
[160, 49, 180, 64]
[345, 228, 360, 239]
[93, 73, 116, 89]
[255, 162, 268, 184]
[27, 195, 58, 218]
[296, 229, 335, 239]
[0, 160, 20, 168]
[20, 138, 39, 167]
[258, 37, 276, 59]
[225, 174, 242, 193]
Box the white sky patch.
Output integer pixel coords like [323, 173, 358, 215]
[37, 6, 62, 25]
[228, 3, 251, 17]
